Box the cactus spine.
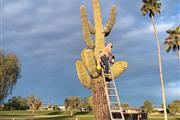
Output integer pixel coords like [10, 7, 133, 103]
[76, 0, 128, 119]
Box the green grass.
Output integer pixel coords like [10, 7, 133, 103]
[0, 110, 93, 120]
[0, 110, 180, 120]
[148, 114, 180, 120]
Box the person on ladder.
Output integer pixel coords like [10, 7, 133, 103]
[100, 43, 115, 80]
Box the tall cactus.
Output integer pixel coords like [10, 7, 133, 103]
[75, 0, 128, 119]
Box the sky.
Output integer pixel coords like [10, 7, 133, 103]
[1, 0, 180, 107]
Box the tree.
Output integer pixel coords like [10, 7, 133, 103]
[0, 50, 21, 102]
[164, 26, 180, 61]
[64, 96, 80, 116]
[64, 98, 69, 111]
[140, 0, 168, 119]
[53, 104, 60, 110]
[47, 103, 53, 110]
[27, 95, 42, 113]
[80, 96, 93, 111]
[121, 103, 129, 111]
[4, 96, 29, 110]
[86, 96, 93, 109]
[168, 100, 180, 114]
[142, 100, 153, 113]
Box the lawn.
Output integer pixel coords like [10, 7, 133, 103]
[0, 110, 93, 120]
[148, 114, 180, 120]
[0, 110, 180, 120]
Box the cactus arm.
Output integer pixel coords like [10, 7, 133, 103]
[80, 5, 95, 49]
[111, 61, 128, 79]
[88, 21, 96, 34]
[104, 5, 117, 37]
[75, 60, 92, 89]
[92, 0, 105, 52]
[81, 49, 99, 78]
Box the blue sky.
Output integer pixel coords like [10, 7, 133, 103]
[1, 0, 180, 107]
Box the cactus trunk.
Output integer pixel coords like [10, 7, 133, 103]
[92, 0, 105, 52]
[91, 1, 110, 119]
[91, 77, 110, 120]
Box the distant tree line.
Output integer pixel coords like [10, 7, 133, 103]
[1, 95, 42, 112]
[1, 95, 179, 116]
[168, 100, 180, 114]
[141, 100, 180, 114]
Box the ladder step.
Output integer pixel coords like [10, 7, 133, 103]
[111, 106, 122, 112]
[111, 111, 121, 112]
[113, 118, 123, 119]
[106, 82, 115, 86]
[109, 95, 118, 97]
[107, 87, 115, 89]
[106, 82, 114, 84]
[107, 88, 115, 90]
[111, 102, 120, 104]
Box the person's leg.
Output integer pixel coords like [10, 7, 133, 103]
[100, 56, 105, 69]
[104, 56, 109, 74]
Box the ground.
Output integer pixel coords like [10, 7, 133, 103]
[0, 110, 180, 120]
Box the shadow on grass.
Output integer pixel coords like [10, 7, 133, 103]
[74, 111, 91, 115]
[46, 111, 62, 115]
[0, 114, 34, 117]
[30, 116, 73, 120]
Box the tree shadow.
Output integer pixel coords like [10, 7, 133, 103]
[74, 111, 90, 115]
[1, 114, 34, 117]
[46, 111, 62, 115]
[31, 116, 73, 120]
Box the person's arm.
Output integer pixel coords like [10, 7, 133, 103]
[108, 51, 113, 56]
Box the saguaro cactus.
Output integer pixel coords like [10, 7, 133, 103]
[75, 0, 128, 119]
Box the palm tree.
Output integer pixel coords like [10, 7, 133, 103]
[164, 26, 180, 61]
[140, 0, 168, 120]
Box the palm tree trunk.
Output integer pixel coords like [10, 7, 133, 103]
[178, 49, 180, 62]
[151, 15, 168, 120]
[32, 104, 35, 113]
[91, 77, 110, 120]
[70, 110, 73, 116]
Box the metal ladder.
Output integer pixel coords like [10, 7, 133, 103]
[101, 63, 125, 120]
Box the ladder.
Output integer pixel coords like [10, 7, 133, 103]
[101, 62, 125, 120]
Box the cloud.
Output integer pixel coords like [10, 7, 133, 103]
[167, 81, 179, 87]
[123, 22, 175, 38]
[153, 22, 175, 33]
[165, 81, 180, 98]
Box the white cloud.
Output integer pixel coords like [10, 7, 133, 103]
[123, 22, 175, 38]
[123, 81, 180, 99]
[166, 81, 179, 87]
[166, 87, 180, 98]
[165, 81, 180, 98]
[149, 22, 175, 33]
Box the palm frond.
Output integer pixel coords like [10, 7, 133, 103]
[141, 0, 161, 17]
[172, 45, 178, 52]
[176, 25, 180, 33]
[164, 26, 180, 53]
